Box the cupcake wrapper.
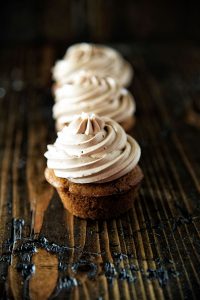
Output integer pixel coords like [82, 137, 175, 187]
[56, 183, 140, 220]
[45, 167, 143, 220]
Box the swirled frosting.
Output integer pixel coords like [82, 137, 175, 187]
[44, 113, 141, 184]
[53, 71, 135, 128]
[52, 43, 133, 87]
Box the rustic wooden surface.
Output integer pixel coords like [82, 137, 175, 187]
[0, 43, 200, 299]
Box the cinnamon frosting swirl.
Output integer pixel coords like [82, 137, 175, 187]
[52, 43, 133, 87]
[44, 113, 141, 184]
[53, 71, 135, 128]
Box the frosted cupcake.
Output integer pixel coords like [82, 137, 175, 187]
[53, 70, 135, 132]
[52, 43, 133, 88]
[44, 113, 143, 220]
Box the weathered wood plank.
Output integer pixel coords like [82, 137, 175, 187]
[0, 44, 199, 299]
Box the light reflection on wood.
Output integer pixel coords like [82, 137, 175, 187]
[29, 248, 58, 300]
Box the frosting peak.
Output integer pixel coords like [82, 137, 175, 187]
[68, 113, 105, 135]
[45, 115, 141, 184]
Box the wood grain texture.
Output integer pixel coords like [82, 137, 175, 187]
[0, 43, 200, 299]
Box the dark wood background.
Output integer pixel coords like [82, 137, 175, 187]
[1, 0, 200, 43]
[0, 42, 200, 299]
[0, 1, 200, 299]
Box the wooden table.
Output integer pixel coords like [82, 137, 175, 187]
[0, 43, 200, 299]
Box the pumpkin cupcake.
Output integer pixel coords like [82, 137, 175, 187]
[44, 113, 143, 219]
[53, 70, 135, 132]
[52, 43, 133, 88]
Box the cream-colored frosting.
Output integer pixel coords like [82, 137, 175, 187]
[53, 71, 135, 128]
[44, 113, 141, 184]
[52, 43, 133, 87]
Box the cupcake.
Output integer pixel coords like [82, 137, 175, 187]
[44, 113, 143, 220]
[53, 70, 135, 132]
[52, 43, 133, 88]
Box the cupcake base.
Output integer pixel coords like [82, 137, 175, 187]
[120, 116, 135, 133]
[45, 166, 143, 220]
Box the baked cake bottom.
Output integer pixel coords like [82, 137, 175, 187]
[45, 165, 143, 220]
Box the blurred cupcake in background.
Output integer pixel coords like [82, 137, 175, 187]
[52, 43, 133, 88]
[53, 70, 136, 132]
